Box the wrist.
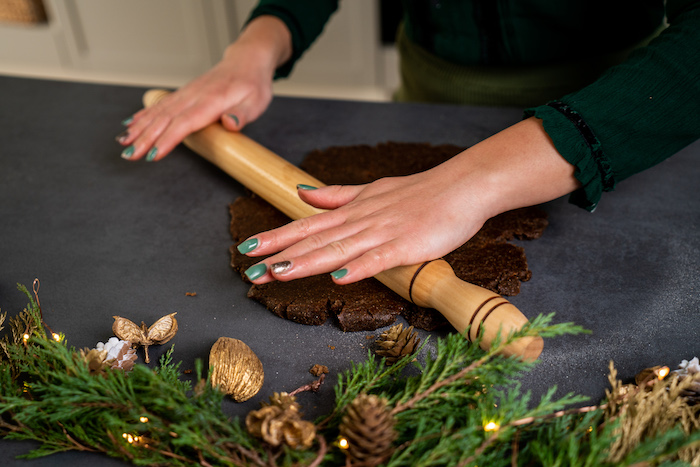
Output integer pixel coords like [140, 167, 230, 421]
[447, 117, 580, 219]
[223, 15, 292, 76]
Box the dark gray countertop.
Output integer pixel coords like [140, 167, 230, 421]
[1, 75, 698, 465]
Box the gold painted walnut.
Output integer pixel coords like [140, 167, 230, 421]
[209, 336, 264, 402]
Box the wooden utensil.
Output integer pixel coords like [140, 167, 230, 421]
[142, 89, 544, 361]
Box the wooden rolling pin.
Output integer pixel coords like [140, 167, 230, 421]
[142, 89, 544, 361]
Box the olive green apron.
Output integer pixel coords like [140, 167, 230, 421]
[393, 23, 662, 108]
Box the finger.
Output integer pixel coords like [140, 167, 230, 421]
[242, 261, 275, 284]
[120, 114, 171, 161]
[240, 209, 355, 257]
[145, 109, 217, 162]
[127, 96, 229, 161]
[297, 184, 364, 210]
[220, 89, 271, 132]
[267, 231, 404, 284]
[330, 239, 408, 284]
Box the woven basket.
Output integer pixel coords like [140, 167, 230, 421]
[0, 0, 47, 24]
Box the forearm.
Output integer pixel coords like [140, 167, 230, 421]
[222, 15, 292, 76]
[436, 116, 580, 220]
[526, 0, 700, 211]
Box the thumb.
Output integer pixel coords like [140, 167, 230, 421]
[221, 112, 245, 131]
[220, 91, 273, 132]
[297, 184, 364, 210]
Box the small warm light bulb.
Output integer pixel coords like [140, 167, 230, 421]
[122, 433, 128, 439]
[587, 426, 593, 433]
[657, 366, 670, 379]
[483, 421, 500, 432]
[22, 333, 29, 342]
[338, 437, 349, 449]
[52, 333, 60, 341]
[140, 416, 149, 423]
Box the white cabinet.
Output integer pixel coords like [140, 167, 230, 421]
[0, 0, 395, 99]
[0, 0, 236, 86]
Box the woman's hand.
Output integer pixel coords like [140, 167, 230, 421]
[116, 16, 292, 162]
[239, 165, 493, 284]
[238, 117, 581, 285]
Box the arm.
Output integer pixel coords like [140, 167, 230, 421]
[240, 0, 700, 285]
[526, 0, 700, 211]
[117, 0, 339, 162]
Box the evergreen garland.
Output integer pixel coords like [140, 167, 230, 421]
[1, 282, 699, 466]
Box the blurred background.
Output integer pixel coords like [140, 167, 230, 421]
[0, 0, 401, 101]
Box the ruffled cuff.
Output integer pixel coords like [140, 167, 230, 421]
[524, 102, 616, 212]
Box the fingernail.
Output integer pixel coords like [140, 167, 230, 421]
[121, 145, 135, 159]
[244, 263, 267, 281]
[121, 116, 133, 126]
[271, 261, 292, 275]
[115, 130, 129, 144]
[330, 268, 348, 280]
[228, 114, 239, 126]
[297, 184, 318, 190]
[237, 238, 259, 254]
[146, 147, 158, 162]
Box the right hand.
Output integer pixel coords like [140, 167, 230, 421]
[116, 16, 292, 162]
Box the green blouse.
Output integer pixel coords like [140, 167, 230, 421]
[248, 0, 700, 211]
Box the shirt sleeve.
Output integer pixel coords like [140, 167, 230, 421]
[525, 0, 700, 211]
[246, 0, 339, 79]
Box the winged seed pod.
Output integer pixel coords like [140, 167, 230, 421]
[112, 313, 178, 363]
[209, 337, 264, 402]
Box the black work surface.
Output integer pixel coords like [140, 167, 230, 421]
[1, 76, 699, 465]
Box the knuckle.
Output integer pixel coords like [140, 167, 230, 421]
[327, 240, 350, 258]
[303, 234, 327, 252]
[367, 245, 395, 270]
[292, 217, 315, 239]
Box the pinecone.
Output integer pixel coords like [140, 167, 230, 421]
[245, 392, 315, 450]
[339, 393, 396, 466]
[375, 323, 420, 365]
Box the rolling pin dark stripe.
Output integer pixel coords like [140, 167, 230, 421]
[468, 296, 500, 341]
[408, 260, 433, 304]
[476, 300, 509, 341]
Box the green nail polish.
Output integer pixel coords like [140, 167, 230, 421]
[146, 147, 158, 162]
[245, 263, 267, 281]
[237, 238, 259, 254]
[331, 268, 348, 280]
[121, 145, 135, 159]
[228, 114, 239, 126]
[297, 184, 318, 190]
[121, 116, 133, 126]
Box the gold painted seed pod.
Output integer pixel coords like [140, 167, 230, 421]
[209, 337, 264, 402]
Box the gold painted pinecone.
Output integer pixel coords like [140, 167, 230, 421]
[375, 323, 420, 365]
[339, 393, 396, 466]
[245, 392, 315, 450]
